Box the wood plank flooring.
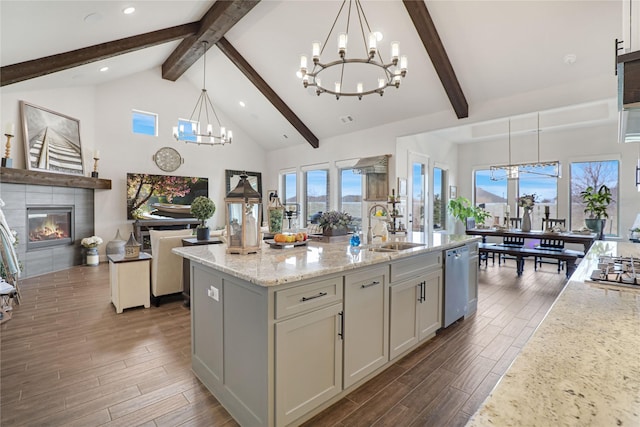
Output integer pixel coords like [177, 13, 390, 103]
[0, 259, 567, 426]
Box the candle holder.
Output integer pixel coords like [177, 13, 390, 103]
[91, 156, 99, 178]
[2, 132, 14, 168]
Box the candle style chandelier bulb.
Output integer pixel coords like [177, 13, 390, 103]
[298, 0, 407, 99]
[312, 42, 321, 60]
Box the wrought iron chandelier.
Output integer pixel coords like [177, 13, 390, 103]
[490, 114, 561, 181]
[298, 0, 407, 99]
[173, 41, 232, 145]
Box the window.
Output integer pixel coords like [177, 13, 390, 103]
[132, 110, 158, 136]
[518, 166, 558, 226]
[304, 169, 329, 226]
[475, 167, 558, 228]
[433, 167, 446, 230]
[474, 169, 508, 220]
[339, 168, 363, 231]
[176, 119, 198, 142]
[281, 171, 297, 205]
[570, 160, 619, 236]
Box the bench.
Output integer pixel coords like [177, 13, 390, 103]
[478, 243, 583, 278]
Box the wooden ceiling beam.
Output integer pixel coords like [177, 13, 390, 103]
[216, 37, 319, 149]
[161, 0, 260, 81]
[1, 23, 199, 87]
[402, 0, 469, 119]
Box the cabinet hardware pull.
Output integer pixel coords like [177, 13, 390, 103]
[338, 311, 344, 339]
[300, 291, 328, 302]
[361, 280, 380, 289]
[420, 281, 426, 302]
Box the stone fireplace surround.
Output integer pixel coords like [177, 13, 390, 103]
[0, 168, 111, 279]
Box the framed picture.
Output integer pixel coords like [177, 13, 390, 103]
[126, 172, 208, 220]
[225, 169, 263, 196]
[397, 177, 407, 196]
[21, 101, 85, 175]
[450, 185, 457, 199]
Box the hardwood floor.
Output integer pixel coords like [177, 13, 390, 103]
[0, 259, 568, 426]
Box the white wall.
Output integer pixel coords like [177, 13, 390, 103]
[1, 68, 268, 259]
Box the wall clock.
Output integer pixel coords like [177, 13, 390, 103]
[153, 147, 183, 172]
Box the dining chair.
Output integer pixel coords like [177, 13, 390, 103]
[500, 221, 525, 265]
[541, 218, 566, 231]
[535, 237, 565, 272]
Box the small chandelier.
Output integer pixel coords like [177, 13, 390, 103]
[173, 41, 232, 145]
[490, 114, 561, 181]
[298, 0, 407, 100]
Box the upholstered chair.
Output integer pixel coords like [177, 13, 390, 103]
[149, 229, 194, 306]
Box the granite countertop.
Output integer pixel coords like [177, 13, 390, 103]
[173, 234, 479, 287]
[467, 241, 640, 426]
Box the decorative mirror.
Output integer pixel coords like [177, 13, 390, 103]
[225, 170, 262, 197]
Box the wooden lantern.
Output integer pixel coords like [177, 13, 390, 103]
[225, 173, 262, 254]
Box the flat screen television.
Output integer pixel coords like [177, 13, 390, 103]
[126, 173, 208, 220]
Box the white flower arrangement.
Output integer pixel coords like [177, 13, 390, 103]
[81, 235, 103, 248]
[517, 194, 536, 211]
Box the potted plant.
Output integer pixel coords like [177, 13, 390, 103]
[318, 211, 353, 236]
[580, 184, 612, 239]
[81, 235, 103, 266]
[447, 197, 491, 230]
[190, 196, 216, 240]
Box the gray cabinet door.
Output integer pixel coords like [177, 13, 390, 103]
[467, 254, 479, 316]
[418, 269, 442, 341]
[389, 278, 420, 360]
[275, 303, 343, 426]
[191, 265, 224, 383]
[343, 266, 389, 388]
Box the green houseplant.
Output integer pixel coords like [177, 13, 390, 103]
[580, 184, 612, 239]
[190, 196, 216, 240]
[447, 196, 491, 229]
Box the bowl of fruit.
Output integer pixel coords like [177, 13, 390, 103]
[267, 232, 308, 248]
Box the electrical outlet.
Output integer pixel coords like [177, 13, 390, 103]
[208, 285, 219, 301]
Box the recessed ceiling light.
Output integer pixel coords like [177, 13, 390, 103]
[239, 101, 246, 107]
[563, 53, 577, 65]
[123, 6, 136, 15]
[99, 66, 109, 72]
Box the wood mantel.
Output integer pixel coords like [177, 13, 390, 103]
[0, 167, 111, 190]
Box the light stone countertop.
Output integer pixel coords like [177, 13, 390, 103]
[173, 233, 479, 287]
[467, 241, 640, 426]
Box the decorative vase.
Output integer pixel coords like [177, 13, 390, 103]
[521, 210, 532, 232]
[323, 227, 347, 236]
[585, 218, 606, 240]
[86, 247, 99, 266]
[196, 227, 211, 241]
[106, 229, 126, 256]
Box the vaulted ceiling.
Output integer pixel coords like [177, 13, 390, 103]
[0, 1, 623, 150]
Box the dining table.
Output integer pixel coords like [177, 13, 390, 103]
[465, 227, 598, 252]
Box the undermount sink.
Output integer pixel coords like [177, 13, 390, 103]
[369, 242, 427, 252]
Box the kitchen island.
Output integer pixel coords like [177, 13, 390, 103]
[467, 241, 640, 426]
[173, 234, 479, 427]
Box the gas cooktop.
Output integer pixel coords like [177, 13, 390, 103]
[589, 256, 639, 287]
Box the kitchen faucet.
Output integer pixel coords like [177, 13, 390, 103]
[367, 204, 389, 244]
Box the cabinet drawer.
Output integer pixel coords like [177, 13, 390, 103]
[275, 277, 343, 319]
[390, 251, 442, 282]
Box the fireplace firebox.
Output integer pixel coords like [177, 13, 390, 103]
[27, 206, 74, 250]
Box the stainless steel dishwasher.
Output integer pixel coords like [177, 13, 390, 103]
[444, 246, 469, 327]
